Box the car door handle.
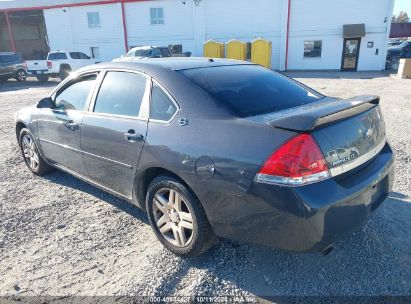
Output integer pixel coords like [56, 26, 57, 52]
[124, 130, 144, 142]
[64, 120, 79, 131]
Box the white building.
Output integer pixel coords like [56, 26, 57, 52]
[0, 0, 395, 71]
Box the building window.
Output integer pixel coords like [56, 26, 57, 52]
[304, 40, 322, 58]
[150, 8, 164, 25]
[87, 12, 101, 28]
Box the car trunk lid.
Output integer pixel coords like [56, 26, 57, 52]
[251, 95, 386, 177]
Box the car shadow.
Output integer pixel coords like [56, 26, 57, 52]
[40, 169, 411, 298]
[142, 193, 411, 299]
[43, 170, 149, 225]
[0, 78, 59, 93]
[283, 71, 392, 80]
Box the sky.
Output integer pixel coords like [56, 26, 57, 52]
[393, 0, 411, 15]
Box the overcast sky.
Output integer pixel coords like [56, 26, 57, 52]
[394, 0, 411, 15]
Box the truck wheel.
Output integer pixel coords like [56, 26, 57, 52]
[59, 65, 71, 81]
[36, 75, 49, 82]
[15, 69, 27, 82]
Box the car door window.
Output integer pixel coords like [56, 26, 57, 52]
[93, 71, 147, 117]
[55, 74, 97, 111]
[151, 48, 162, 57]
[150, 83, 177, 121]
[79, 52, 91, 59]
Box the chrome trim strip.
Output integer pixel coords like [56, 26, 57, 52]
[39, 138, 132, 169]
[51, 162, 132, 201]
[40, 138, 82, 153]
[255, 171, 330, 187]
[329, 138, 387, 177]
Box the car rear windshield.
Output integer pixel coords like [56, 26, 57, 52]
[48, 52, 67, 60]
[0, 54, 21, 63]
[179, 65, 323, 117]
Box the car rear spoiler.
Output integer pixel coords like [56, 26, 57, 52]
[269, 95, 380, 132]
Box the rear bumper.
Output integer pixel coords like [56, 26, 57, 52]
[28, 69, 48, 75]
[210, 143, 395, 252]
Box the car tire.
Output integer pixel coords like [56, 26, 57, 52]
[36, 75, 49, 82]
[59, 66, 71, 81]
[19, 128, 54, 176]
[15, 69, 27, 82]
[146, 176, 217, 257]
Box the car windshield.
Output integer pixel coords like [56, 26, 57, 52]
[398, 41, 411, 48]
[179, 65, 323, 117]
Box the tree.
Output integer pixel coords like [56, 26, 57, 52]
[392, 11, 410, 23]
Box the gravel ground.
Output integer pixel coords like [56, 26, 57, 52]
[0, 73, 410, 301]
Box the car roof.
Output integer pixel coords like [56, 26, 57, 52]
[86, 57, 253, 73]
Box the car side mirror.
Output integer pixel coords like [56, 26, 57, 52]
[37, 97, 55, 109]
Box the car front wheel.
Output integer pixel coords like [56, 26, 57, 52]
[16, 69, 27, 82]
[146, 176, 217, 257]
[19, 128, 54, 175]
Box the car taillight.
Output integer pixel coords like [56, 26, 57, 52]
[47, 61, 52, 68]
[256, 134, 330, 186]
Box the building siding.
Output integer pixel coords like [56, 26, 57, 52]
[29, 0, 395, 70]
[287, 0, 394, 70]
[124, 1, 196, 54]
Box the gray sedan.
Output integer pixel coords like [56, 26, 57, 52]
[15, 58, 394, 257]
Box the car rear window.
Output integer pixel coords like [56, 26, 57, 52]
[70, 52, 90, 59]
[0, 54, 21, 63]
[48, 52, 67, 60]
[160, 47, 171, 57]
[179, 65, 323, 117]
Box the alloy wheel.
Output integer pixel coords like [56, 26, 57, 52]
[153, 188, 194, 247]
[22, 135, 39, 170]
[17, 70, 27, 81]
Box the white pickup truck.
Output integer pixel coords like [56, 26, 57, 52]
[27, 50, 97, 82]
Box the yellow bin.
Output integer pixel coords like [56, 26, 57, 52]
[251, 38, 272, 68]
[204, 40, 225, 58]
[226, 40, 247, 61]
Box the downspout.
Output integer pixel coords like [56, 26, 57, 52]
[285, 0, 291, 70]
[121, 0, 129, 52]
[5, 10, 16, 52]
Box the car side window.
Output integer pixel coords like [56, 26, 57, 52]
[54, 74, 97, 111]
[93, 71, 147, 117]
[151, 48, 162, 57]
[150, 82, 177, 122]
[79, 52, 90, 59]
